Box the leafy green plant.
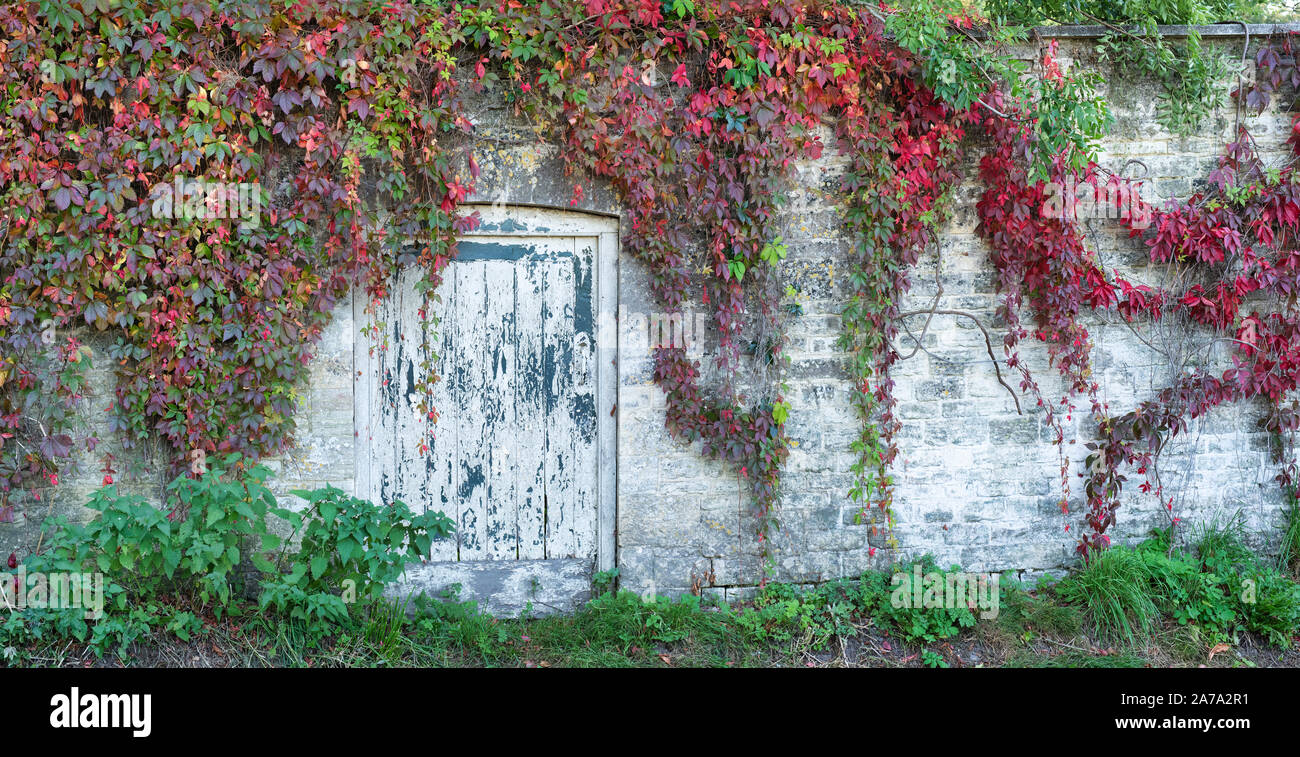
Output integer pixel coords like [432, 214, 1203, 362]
[877, 557, 979, 643]
[1181, 517, 1300, 644]
[586, 590, 721, 647]
[592, 568, 620, 594]
[257, 485, 453, 631]
[7, 527, 1300, 667]
[1191, 513, 1255, 575]
[407, 588, 509, 662]
[15, 456, 453, 654]
[28, 453, 279, 612]
[735, 574, 884, 648]
[1148, 550, 1237, 634]
[1100, 25, 1230, 135]
[920, 647, 950, 668]
[257, 486, 452, 611]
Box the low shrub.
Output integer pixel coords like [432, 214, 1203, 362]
[733, 557, 983, 647]
[876, 556, 980, 643]
[734, 574, 883, 647]
[11, 455, 453, 654]
[258, 485, 453, 629]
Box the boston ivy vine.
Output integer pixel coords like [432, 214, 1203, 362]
[973, 30, 1300, 557]
[2, 0, 1296, 572]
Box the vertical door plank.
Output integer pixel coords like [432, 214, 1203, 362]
[595, 230, 619, 572]
[452, 263, 489, 559]
[482, 258, 518, 560]
[514, 253, 549, 560]
[372, 277, 402, 509]
[568, 238, 599, 559]
[542, 240, 578, 558]
[392, 266, 430, 519]
[425, 274, 458, 562]
[352, 286, 375, 504]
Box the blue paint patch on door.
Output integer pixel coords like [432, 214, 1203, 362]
[455, 240, 574, 262]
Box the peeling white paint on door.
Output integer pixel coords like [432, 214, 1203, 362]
[355, 206, 618, 614]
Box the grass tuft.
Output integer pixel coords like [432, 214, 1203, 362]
[1056, 546, 1164, 644]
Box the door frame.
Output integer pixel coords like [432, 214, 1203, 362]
[351, 203, 620, 576]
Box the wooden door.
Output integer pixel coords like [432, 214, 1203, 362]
[354, 207, 617, 614]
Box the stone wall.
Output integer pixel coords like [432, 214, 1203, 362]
[614, 29, 1299, 599]
[4, 27, 1296, 606]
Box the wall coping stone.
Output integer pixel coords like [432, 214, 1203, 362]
[1016, 22, 1300, 39]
